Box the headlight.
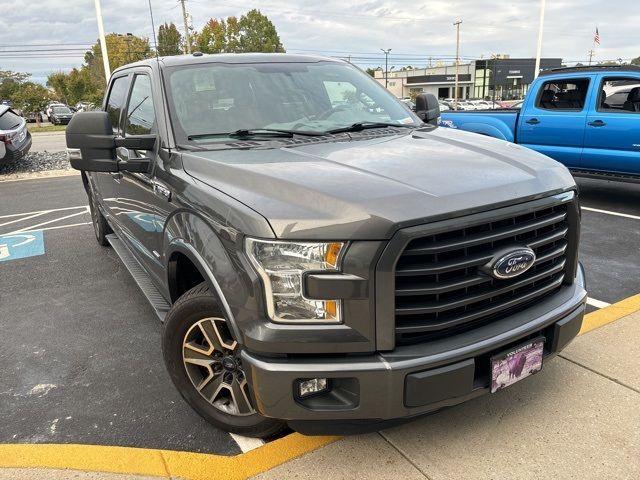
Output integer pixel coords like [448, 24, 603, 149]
[245, 238, 345, 323]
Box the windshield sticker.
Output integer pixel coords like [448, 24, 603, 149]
[398, 117, 414, 124]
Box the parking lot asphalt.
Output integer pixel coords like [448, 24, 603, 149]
[0, 176, 242, 455]
[1, 174, 639, 464]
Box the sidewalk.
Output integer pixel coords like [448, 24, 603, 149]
[255, 310, 640, 480]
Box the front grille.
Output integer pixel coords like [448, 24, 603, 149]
[394, 199, 572, 343]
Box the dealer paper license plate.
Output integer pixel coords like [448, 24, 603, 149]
[490, 339, 544, 393]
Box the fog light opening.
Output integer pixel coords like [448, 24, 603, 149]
[297, 378, 329, 398]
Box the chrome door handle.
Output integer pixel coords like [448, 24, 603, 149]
[152, 181, 171, 200]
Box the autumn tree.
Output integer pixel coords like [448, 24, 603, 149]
[238, 9, 285, 53]
[196, 10, 283, 54]
[85, 33, 152, 85]
[157, 22, 182, 56]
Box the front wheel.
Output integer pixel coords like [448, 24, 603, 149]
[162, 283, 286, 438]
[87, 185, 112, 246]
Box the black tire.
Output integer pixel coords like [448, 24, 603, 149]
[162, 282, 286, 438]
[87, 186, 112, 247]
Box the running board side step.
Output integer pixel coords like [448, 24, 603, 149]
[106, 233, 171, 321]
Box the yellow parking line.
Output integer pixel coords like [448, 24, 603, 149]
[0, 434, 339, 480]
[2, 294, 638, 479]
[580, 292, 640, 335]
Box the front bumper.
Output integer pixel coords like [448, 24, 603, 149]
[242, 267, 586, 435]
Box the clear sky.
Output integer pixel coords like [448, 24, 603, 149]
[0, 0, 637, 84]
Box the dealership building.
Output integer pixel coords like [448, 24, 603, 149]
[374, 56, 563, 100]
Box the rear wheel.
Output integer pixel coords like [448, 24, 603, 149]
[87, 186, 112, 247]
[162, 283, 286, 438]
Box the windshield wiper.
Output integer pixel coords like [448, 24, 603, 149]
[188, 128, 325, 140]
[324, 122, 416, 135]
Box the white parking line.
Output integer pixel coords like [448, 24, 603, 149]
[587, 297, 611, 309]
[17, 222, 92, 233]
[8, 208, 90, 234]
[229, 433, 265, 453]
[0, 205, 87, 220]
[581, 206, 640, 221]
[0, 211, 48, 228]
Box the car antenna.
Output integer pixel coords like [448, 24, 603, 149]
[147, 0, 172, 153]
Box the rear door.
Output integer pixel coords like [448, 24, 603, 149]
[517, 76, 592, 168]
[581, 74, 640, 175]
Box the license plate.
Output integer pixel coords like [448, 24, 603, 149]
[490, 338, 544, 393]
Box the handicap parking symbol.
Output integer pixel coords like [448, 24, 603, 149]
[0, 231, 45, 262]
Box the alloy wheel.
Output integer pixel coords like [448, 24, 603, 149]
[182, 317, 255, 416]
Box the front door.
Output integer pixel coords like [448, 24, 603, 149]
[112, 72, 165, 285]
[517, 76, 592, 168]
[581, 74, 640, 175]
[93, 73, 131, 217]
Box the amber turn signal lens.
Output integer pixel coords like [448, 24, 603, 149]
[325, 242, 343, 268]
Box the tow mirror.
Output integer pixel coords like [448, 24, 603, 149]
[415, 93, 441, 126]
[66, 111, 156, 173]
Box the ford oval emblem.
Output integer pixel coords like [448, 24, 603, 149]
[486, 247, 536, 280]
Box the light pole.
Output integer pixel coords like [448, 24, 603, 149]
[94, 0, 110, 82]
[180, 0, 192, 54]
[453, 20, 462, 109]
[534, 0, 546, 78]
[381, 48, 391, 88]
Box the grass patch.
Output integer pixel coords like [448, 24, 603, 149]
[27, 124, 67, 133]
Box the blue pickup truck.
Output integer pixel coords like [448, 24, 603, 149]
[440, 66, 640, 182]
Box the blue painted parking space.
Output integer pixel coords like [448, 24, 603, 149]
[0, 230, 45, 262]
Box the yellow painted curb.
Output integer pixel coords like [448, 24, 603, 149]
[580, 293, 640, 335]
[0, 434, 339, 480]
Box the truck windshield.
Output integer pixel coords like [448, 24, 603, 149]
[164, 61, 420, 144]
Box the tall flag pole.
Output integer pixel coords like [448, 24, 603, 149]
[589, 27, 600, 66]
[534, 0, 547, 78]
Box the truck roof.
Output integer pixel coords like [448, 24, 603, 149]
[112, 53, 342, 74]
[539, 65, 640, 76]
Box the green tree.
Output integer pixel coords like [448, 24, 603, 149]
[631, 56, 640, 66]
[157, 22, 182, 56]
[0, 69, 30, 101]
[365, 68, 378, 77]
[46, 72, 69, 103]
[12, 82, 52, 114]
[237, 9, 285, 53]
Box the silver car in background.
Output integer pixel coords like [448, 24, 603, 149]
[0, 105, 32, 162]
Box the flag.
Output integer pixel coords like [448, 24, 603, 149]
[594, 27, 601, 45]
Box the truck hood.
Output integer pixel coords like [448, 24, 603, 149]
[182, 127, 575, 240]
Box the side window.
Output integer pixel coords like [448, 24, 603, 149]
[598, 77, 640, 113]
[105, 76, 130, 135]
[536, 78, 590, 111]
[125, 75, 156, 135]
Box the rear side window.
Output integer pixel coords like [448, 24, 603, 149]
[0, 110, 23, 131]
[105, 76, 130, 135]
[536, 79, 590, 111]
[125, 75, 156, 135]
[598, 77, 640, 113]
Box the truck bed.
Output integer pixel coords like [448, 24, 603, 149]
[440, 109, 520, 142]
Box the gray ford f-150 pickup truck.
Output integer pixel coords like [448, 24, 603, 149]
[66, 53, 587, 438]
